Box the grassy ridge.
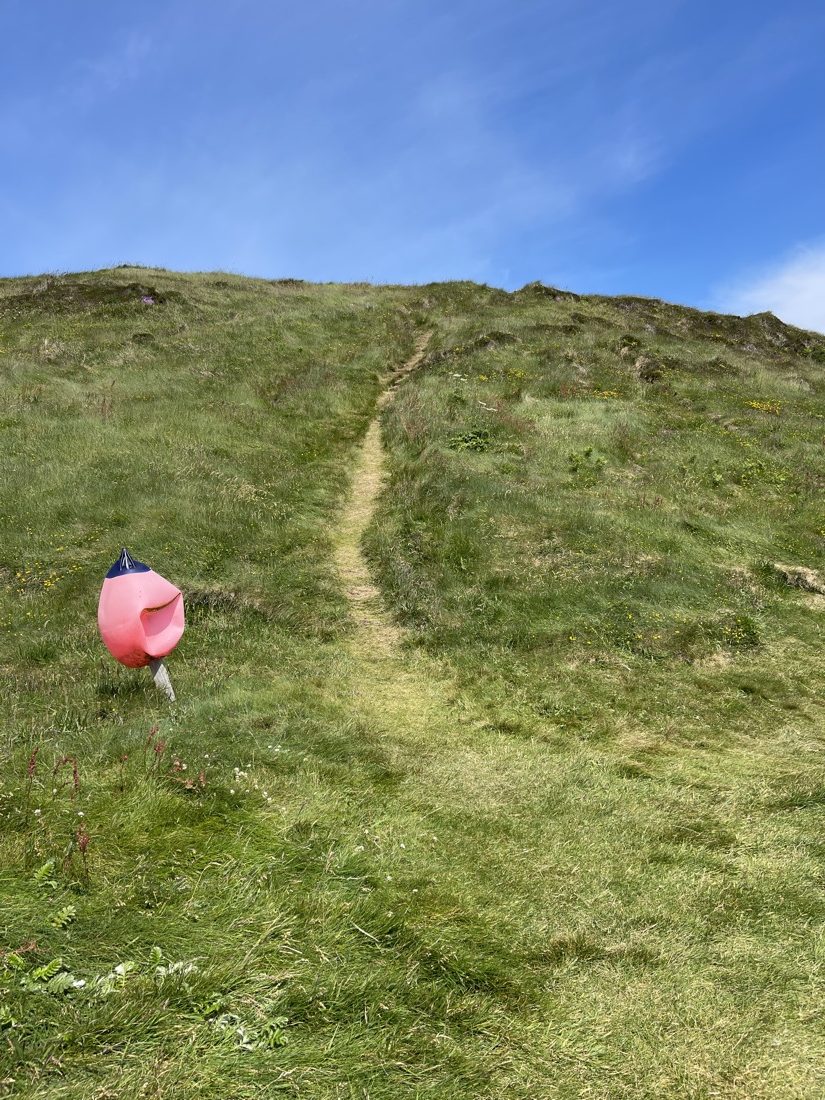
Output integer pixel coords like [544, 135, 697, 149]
[0, 270, 433, 1097]
[368, 282, 825, 1095]
[374, 282, 824, 716]
[1, 269, 824, 1097]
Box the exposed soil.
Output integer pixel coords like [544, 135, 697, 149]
[334, 331, 431, 651]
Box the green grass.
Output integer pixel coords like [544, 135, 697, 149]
[1, 269, 824, 1097]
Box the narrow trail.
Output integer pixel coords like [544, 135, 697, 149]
[332, 329, 527, 820]
[333, 331, 432, 656]
[331, 329, 478, 776]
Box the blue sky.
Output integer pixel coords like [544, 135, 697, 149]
[2, 0, 824, 328]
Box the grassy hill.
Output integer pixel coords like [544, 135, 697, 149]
[1, 269, 823, 1098]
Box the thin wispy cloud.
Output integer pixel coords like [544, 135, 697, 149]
[716, 243, 825, 334]
[76, 30, 155, 97]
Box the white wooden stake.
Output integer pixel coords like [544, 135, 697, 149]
[149, 659, 176, 702]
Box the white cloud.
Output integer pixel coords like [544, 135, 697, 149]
[717, 243, 825, 334]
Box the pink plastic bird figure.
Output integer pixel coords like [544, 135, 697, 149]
[97, 548, 184, 699]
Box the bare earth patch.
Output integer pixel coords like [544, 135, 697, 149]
[334, 332, 431, 652]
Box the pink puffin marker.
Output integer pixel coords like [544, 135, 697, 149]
[97, 548, 184, 700]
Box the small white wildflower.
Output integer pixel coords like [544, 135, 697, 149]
[385, 874, 392, 881]
[399, 843, 406, 849]
[77, 811, 84, 817]
[33, 809, 41, 817]
[230, 789, 236, 795]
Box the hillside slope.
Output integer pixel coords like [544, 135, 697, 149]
[0, 269, 823, 1099]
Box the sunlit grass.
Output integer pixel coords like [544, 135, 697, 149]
[1, 270, 824, 1097]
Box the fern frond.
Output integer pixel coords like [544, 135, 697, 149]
[30, 956, 64, 982]
[49, 904, 77, 929]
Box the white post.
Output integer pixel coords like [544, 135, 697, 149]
[149, 659, 176, 702]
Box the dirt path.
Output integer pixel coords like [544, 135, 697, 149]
[330, 328, 486, 786]
[333, 332, 431, 654]
[332, 330, 529, 840]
